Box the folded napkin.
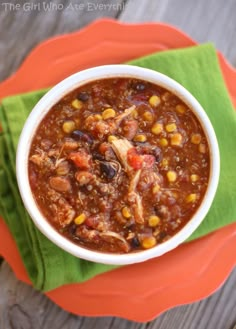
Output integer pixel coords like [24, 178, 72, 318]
[0, 44, 236, 291]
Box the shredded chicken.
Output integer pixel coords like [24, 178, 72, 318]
[76, 227, 130, 252]
[111, 139, 144, 224]
[114, 105, 136, 125]
[128, 170, 144, 224]
[133, 194, 144, 224]
[48, 189, 75, 227]
[111, 138, 133, 172]
[76, 227, 100, 243]
[29, 149, 54, 169]
[138, 170, 161, 191]
[128, 170, 141, 194]
[100, 231, 130, 252]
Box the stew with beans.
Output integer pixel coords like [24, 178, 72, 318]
[28, 77, 210, 253]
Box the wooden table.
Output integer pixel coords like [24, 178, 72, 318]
[0, 1, 236, 328]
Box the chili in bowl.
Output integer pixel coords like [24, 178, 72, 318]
[16, 65, 220, 265]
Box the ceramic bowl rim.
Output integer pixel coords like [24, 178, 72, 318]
[16, 64, 220, 265]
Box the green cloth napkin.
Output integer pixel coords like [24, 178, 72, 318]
[0, 44, 236, 291]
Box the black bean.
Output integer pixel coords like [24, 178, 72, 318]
[71, 130, 83, 139]
[159, 231, 167, 241]
[135, 83, 146, 91]
[77, 92, 89, 102]
[93, 152, 105, 161]
[79, 185, 90, 194]
[84, 134, 93, 144]
[71, 130, 93, 144]
[131, 236, 140, 248]
[124, 220, 135, 230]
[68, 224, 77, 236]
[154, 205, 167, 218]
[100, 161, 117, 179]
[153, 147, 162, 162]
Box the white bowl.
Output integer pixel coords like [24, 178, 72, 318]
[16, 65, 220, 265]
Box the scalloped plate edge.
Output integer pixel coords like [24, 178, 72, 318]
[0, 19, 236, 321]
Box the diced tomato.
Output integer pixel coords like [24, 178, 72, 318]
[133, 94, 148, 102]
[127, 148, 143, 170]
[143, 154, 155, 168]
[127, 149, 155, 170]
[99, 142, 110, 154]
[68, 151, 91, 169]
[85, 215, 100, 229]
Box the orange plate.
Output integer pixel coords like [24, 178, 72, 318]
[0, 19, 236, 322]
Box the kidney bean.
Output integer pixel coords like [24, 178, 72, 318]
[49, 176, 71, 193]
[122, 120, 138, 140]
[75, 171, 94, 186]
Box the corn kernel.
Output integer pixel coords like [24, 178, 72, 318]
[94, 114, 102, 121]
[108, 135, 118, 143]
[132, 109, 139, 119]
[152, 184, 160, 194]
[122, 206, 132, 219]
[176, 104, 186, 114]
[62, 120, 76, 133]
[149, 95, 161, 107]
[191, 133, 202, 144]
[148, 215, 161, 227]
[151, 122, 163, 135]
[143, 111, 154, 122]
[199, 143, 207, 153]
[165, 123, 177, 132]
[167, 170, 177, 182]
[142, 236, 157, 249]
[102, 108, 116, 120]
[71, 99, 83, 110]
[74, 213, 86, 225]
[186, 193, 197, 203]
[170, 133, 183, 146]
[161, 158, 169, 168]
[160, 138, 168, 147]
[190, 174, 199, 182]
[133, 134, 147, 142]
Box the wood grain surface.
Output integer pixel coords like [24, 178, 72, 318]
[0, 0, 236, 328]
